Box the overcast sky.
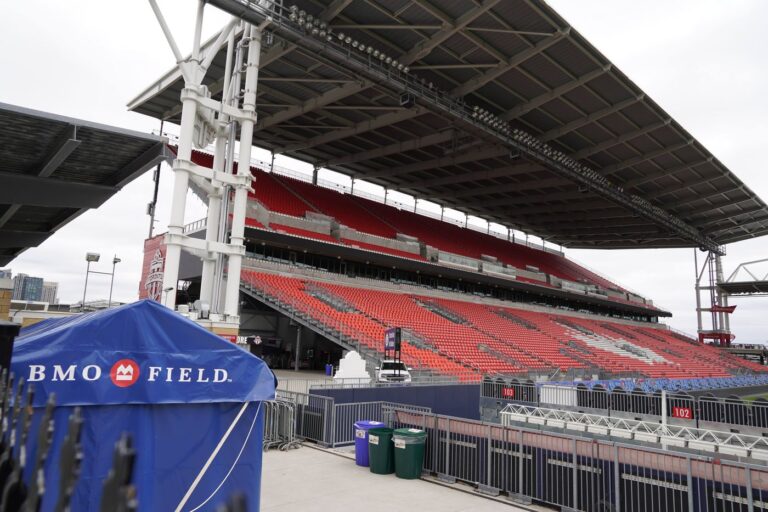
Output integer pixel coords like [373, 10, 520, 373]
[1, 1, 766, 341]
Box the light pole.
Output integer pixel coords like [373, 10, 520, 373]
[82, 252, 121, 311]
[163, 286, 175, 306]
[108, 255, 121, 308]
[82, 252, 101, 310]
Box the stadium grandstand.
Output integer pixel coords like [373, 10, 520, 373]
[5, 0, 768, 510]
[130, 0, 768, 378]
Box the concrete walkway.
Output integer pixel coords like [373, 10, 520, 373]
[261, 446, 528, 512]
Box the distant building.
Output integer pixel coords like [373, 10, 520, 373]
[11, 273, 25, 300]
[12, 274, 44, 302]
[0, 269, 11, 279]
[9, 300, 74, 327]
[0, 274, 12, 319]
[41, 281, 59, 305]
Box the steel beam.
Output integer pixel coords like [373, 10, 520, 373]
[323, 129, 456, 167]
[622, 157, 713, 189]
[500, 199, 619, 216]
[435, 177, 569, 201]
[257, 80, 371, 130]
[364, 145, 509, 179]
[501, 65, 610, 121]
[451, 30, 568, 97]
[400, 0, 501, 64]
[704, 215, 768, 236]
[696, 207, 768, 229]
[682, 198, 760, 218]
[668, 184, 748, 210]
[540, 95, 644, 142]
[0, 172, 116, 208]
[106, 142, 172, 187]
[0, 230, 51, 248]
[32, 124, 81, 177]
[408, 162, 542, 188]
[277, 107, 426, 153]
[600, 140, 693, 177]
[518, 211, 642, 225]
[0, 124, 81, 231]
[569, 119, 670, 160]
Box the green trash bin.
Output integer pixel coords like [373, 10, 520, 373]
[368, 427, 395, 475]
[393, 428, 427, 479]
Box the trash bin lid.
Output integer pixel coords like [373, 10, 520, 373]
[394, 428, 427, 438]
[355, 420, 385, 429]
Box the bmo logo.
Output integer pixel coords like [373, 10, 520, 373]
[27, 361, 229, 386]
[110, 359, 140, 387]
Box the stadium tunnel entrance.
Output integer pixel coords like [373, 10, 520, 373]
[239, 292, 346, 373]
[174, 275, 349, 374]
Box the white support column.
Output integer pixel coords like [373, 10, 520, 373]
[223, 24, 262, 319]
[161, 91, 199, 309]
[200, 27, 236, 307]
[715, 253, 729, 333]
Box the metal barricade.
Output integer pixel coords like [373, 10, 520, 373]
[331, 401, 432, 447]
[276, 390, 335, 446]
[263, 399, 302, 451]
[385, 407, 768, 512]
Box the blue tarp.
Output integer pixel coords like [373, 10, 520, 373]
[10, 300, 276, 511]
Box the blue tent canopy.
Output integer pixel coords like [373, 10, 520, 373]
[10, 299, 276, 511]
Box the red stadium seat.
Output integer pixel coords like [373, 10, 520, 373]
[240, 270, 766, 379]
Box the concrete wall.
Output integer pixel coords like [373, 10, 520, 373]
[339, 227, 420, 254]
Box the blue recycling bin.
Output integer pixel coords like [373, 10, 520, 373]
[354, 420, 385, 466]
[325, 363, 333, 376]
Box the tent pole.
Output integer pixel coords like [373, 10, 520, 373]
[174, 401, 251, 512]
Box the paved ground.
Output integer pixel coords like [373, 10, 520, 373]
[261, 446, 528, 512]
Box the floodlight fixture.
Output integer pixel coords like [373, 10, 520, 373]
[86, 252, 101, 262]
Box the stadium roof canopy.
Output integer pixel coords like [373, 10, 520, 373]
[129, 0, 768, 253]
[0, 103, 170, 266]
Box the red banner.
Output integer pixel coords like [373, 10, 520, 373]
[139, 234, 166, 301]
[502, 387, 515, 398]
